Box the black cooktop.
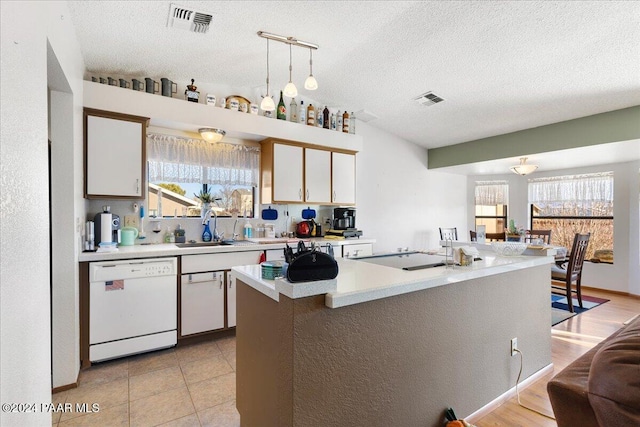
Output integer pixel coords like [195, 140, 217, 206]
[354, 251, 450, 270]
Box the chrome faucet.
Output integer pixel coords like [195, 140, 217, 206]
[201, 198, 222, 241]
[232, 218, 240, 241]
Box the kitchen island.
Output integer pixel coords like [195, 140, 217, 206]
[231, 250, 553, 427]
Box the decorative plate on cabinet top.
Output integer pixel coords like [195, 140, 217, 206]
[226, 95, 252, 109]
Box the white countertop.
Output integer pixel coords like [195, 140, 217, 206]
[78, 238, 376, 262]
[231, 250, 554, 309]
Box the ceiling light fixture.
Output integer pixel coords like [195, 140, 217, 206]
[257, 31, 318, 95]
[283, 43, 298, 97]
[260, 38, 275, 112]
[199, 128, 225, 143]
[304, 48, 318, 91]
[510, 157, 538, 176]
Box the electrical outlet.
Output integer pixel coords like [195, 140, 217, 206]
[511, 337, 518, 356]
[124, 215, 139, 229]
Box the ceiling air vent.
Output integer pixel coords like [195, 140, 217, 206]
[413, 91, 445, 107]
[168, 4, 212, 34]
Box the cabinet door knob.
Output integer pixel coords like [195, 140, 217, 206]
[306, 189, 309, 200]
[333, 191, 336, 202]
[136, 178, 140, 194]
[299, 189, 302, 200]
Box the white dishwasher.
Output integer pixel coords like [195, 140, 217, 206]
[89, 257, 177, 362]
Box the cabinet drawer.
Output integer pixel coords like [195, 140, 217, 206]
[181, 251, 263, 274]
[343, 243, 373, 258]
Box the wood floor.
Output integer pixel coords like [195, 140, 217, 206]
[475, 288, 639, 427]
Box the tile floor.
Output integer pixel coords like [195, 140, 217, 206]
[52, 336, 239, 427]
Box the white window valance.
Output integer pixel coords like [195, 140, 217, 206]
[528, 172, 614, 205]
[475, 181, 508, 205]
[147, 133, 260, 187]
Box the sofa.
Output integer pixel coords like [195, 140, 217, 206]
[547, 315, 640, 427]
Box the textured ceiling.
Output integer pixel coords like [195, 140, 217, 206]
[67, 1, 640, 152]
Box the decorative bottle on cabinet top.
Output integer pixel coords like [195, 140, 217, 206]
[307, 103, 315, 126]
[277, 91, 286, 120]
[323, 106, 330, 129]
[298, 100, 306, 124]
[289, 98, 298, 122]
[342, 111, 350, 133]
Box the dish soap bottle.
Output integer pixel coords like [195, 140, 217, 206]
[164, 227, 175, 243]
[243, 220, 253, 239]
[202, 222, 212, 242]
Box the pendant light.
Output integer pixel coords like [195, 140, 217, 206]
[510, 157, 538, 176]
[260, 39, 275, 111]
[304, 48, 318, 90]
[283, 43, 298, 98]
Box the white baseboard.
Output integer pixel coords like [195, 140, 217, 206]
[465, 363, 554, 424]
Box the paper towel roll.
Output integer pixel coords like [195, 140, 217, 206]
[100, 213, 113, 243]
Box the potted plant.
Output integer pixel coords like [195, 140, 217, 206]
[195, 188, 214, 218]
[506, 219, 525, 242]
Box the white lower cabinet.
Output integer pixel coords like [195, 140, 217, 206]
[181, 272, 224, 336]
[180, 251, 262, 336]
[227, 274, 236, 328]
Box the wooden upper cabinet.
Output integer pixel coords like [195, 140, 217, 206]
[261, 138, 356, 206]
[331, 152, 356, 205]
[84, 108, 149, 199]
[304, 148, 331, 204]
[272, 143, 304, 203]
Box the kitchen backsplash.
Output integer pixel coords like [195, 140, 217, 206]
[86, 200, 335, 245]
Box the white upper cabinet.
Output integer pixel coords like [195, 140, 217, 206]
[84, 108, 149, 199]
[304, 148, 331, 204]
[331, 152, 356, 205]
[273, 143, 304, 203]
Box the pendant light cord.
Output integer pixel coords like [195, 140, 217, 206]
[309, 48, 313, 76]
[265, 39, 270, 95]
[289, 44, 293, 82]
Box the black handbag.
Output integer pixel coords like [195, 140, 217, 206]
[284, 242, 339, 283]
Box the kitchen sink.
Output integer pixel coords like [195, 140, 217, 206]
[175, 240, 257, 248]
[175, 241, 231, 248]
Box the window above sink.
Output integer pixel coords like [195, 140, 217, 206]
[146, 132, 258, 219]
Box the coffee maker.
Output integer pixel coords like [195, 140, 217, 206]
[93, 206, 121, 245]
[333, 207, 356, 230]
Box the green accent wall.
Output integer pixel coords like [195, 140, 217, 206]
[428, 106, 640, 169]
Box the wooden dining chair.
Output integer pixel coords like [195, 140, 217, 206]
[439, 227, 458, 241]
[525, 229, 552, 244]
[470, 231, 505, 242]
[551, 232, 590, 313]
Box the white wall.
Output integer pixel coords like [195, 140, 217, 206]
[1, 2, 85, 425]
[467, 160, 640, 295]
[356, 122, 467, 253]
